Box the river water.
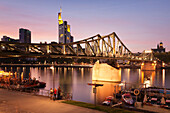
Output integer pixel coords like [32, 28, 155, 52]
[1, 66, 170, 104]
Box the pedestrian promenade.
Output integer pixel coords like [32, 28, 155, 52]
[0, 89, 103, 113]
[1, 88, 170, 113]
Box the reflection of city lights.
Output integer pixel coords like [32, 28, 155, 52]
[50, 66, 54, 70]
[141, 71, 144, 83]
[144, 80, 151, 88]
[162, 69, 165, 87]
[127, 69, 130, 82]
[162, 62, 165, 67]
[141, 63, 144, 66]
[81, 68, 84, 78]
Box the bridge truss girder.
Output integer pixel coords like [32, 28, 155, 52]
[0, 32, 154, 61]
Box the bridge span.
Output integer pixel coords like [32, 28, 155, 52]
[0, 32, 161, 70]
[0, 32, 155, 61]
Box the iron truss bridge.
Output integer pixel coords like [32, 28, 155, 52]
[0, 32, 155, 61]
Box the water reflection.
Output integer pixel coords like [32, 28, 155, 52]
[0, 66, 169, 104]
[162, 69, 165, 87]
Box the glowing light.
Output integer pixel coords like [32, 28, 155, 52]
[58, 12, 63, 24]
[50, 66, 54, 70]
[162, 69, 165, 87]
[0, 70, 4, 74]
[127, 69, 130, 82]
[0, 70, 13, 77]
[81, 68, 84, 78]
[162, 62, 165, 67]
[144, 50, 152, 53]
[60, 7, 62, 12]
[47, 50, 51, 53]
[141, 71, 144, 83]
[144, 80, 151, 88]
[60, 34, 63, 37]
[119, 83, 124, 86]
[67, 25, 70, 32]
[141, 63, 144, 66]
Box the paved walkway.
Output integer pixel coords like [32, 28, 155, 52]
[1, 88, 170, 113]
[0, 89, 104, 113]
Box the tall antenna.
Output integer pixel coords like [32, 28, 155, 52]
[60, 6, 62, 13]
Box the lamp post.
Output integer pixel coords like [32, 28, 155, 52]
[88, 83, 103, 106]
[50, 66, 55, 89]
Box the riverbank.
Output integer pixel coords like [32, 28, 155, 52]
[0, 88, 141, 113]
[1, 88, 170, 113]
[0, 88, 103, 113]
[62, 100, 170, 113]
[0, 63, 93, 68]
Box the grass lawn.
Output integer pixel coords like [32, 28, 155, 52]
[62, 100, 135, 113]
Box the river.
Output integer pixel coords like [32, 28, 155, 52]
[0, 66, 170, 104]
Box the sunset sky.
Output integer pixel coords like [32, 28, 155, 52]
[0, 0, 170, 52]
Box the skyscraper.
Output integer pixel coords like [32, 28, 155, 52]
[58, 9, 74, 44]
[19, 28, 31, 43]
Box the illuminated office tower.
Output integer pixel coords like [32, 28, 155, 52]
[58, 9, 74, 44]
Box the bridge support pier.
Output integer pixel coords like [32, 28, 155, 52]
[141, 62, 156, 71]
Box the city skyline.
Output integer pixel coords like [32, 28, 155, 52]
[0, 0, 170, 52]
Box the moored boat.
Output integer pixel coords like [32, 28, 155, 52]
[102, 96, 114, 105]
[121, 93, 135, 106]
[0, 71, 46, 91]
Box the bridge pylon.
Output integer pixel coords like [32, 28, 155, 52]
[141, 61, 156, 71]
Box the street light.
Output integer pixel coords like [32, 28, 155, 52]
[50, 66, 55, 89]
[88, 83, 103, 106]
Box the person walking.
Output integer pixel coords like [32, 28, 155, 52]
[57, 86, 61, 100]
[53, 88, 57, 101]
[50, 88, 53, 100]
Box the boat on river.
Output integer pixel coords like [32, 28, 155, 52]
[0, 70, 46, 91]
[0, 78, 46, 90]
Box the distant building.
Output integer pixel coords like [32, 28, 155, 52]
[152, 42, 165, 53]
[1, 36, 19, 42]
[58, 9, 74, 44]
[19, 28, 31, 43]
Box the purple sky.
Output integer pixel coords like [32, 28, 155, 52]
[0, 0, 170, 52]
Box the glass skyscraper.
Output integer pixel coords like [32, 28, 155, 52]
[58, 9, 73, 44]
[19, 28, 31, 43]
